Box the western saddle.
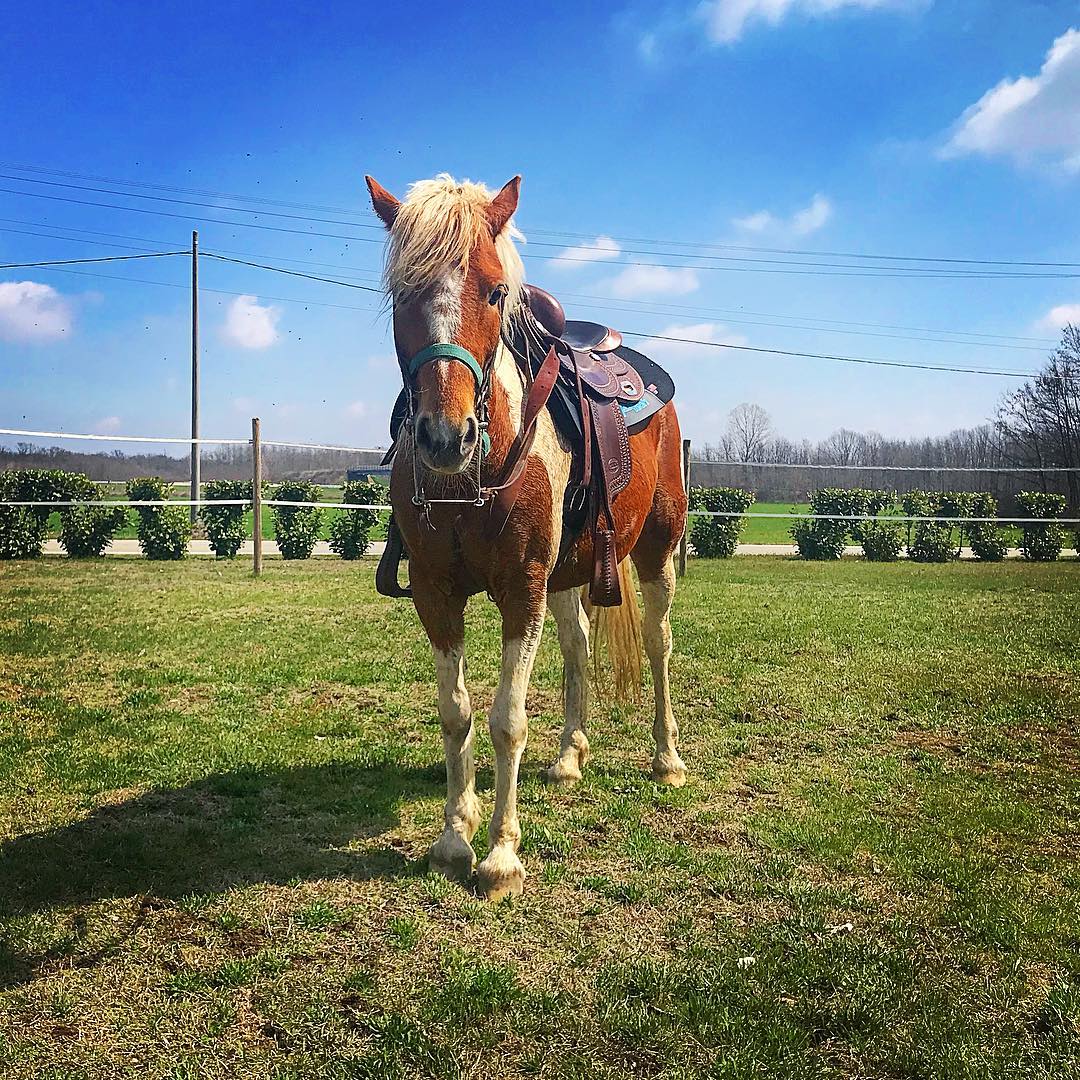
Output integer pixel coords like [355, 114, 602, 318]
[376, 285, 674, 608]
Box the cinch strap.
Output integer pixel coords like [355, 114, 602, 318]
[408, 343, 484, 385]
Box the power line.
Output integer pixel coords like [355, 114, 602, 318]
[0, 250, 187, 269]
[0, 172, 387, 234]
[9, 251, 1050, 379]
[5, 161, 1080, 271]
[622, 331, 1041, 379]
[3, 220, 1059, 351]
[6, 181, 1080, 280]
[20, 264, 382, 315]
[201, 251, 382, 293]
[0, 186, 386, 246]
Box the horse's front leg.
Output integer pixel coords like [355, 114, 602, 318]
[413, 586, 480, 882]
[476, 579, 547, 901]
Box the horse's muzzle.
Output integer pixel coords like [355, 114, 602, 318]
[414, 411, 479, 474]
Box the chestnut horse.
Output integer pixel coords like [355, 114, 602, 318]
[365, 173, 687, 900]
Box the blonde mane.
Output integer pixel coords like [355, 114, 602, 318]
[383, 174, 525, 325]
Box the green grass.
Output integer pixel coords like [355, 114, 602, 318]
[1, 557, 1078, 1078]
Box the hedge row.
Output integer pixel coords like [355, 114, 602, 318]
[0, 469, 388, 561]
[792, 488, 1073, 563]
[688, 487, 756, 557]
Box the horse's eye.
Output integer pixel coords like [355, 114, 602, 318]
[488, 284, 507, 306]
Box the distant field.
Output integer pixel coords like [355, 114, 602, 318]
[1, 557, 1078, 1078]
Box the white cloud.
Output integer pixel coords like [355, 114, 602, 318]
[733, 193, 832, 236]
[732, 210, 777, 232]
[603, 265, 700, 298]
[549, 235, 621, 270]
[790, 193, 833, 235]
[221, 295, 281, 349]
[94, 416, 121, 434]
[346, 400, 368, 418]
[1037, 303, 1080, 332]
[698, 0, 919, 45]
[643, 322, 749, 362]
[942, 28, 1080, 171]
[0, 280, 73, 342]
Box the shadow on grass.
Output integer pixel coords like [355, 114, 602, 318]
[0, 759, 445, 987]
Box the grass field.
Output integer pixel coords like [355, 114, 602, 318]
[1, 557, 1079, 1078]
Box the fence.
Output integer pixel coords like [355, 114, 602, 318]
[2, 425, 1079, 577]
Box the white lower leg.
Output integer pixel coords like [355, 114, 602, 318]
[429, 645, 481, 880]
[546, 588, 591, 786]
[477, 619, 544, 900]
[640, 560, 686, 786]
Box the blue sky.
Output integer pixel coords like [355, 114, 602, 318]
[2, 0, 1080, 453]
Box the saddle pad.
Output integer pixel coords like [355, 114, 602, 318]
[612, 345, 675, 434]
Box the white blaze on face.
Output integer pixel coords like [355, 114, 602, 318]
[416, 265, 466, 404]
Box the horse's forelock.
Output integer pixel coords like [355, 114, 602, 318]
[384, 175, 524, 325]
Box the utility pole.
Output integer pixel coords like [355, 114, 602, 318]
[190, 230, 200, 523]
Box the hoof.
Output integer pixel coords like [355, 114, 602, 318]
[652, 755, 687, 787]
[476, 849, 526, 902]
[429, 830, 476, 882]
[543, 760, 582, 787]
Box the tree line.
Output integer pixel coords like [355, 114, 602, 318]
[693, 325, 1079, 507]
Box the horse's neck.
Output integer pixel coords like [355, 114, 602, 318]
[491, 340, 524, 435]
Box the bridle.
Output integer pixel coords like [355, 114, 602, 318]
[396, 283, 560, 527]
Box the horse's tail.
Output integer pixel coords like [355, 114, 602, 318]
[589, 558, 643, 703]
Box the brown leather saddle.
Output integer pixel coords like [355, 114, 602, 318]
[377, 285, 675, 608]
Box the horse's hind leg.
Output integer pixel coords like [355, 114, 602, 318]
[414, 587, 480, 882]
[544, 588, 591, 787]
[631, 551, 687, 787]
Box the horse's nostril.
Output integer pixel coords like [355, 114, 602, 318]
[415, 415, 432, 448]
[462, 417, 478, 447]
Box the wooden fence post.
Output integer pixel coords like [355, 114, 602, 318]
[252, 417, 263, 577]
[678, 438, 691, 578]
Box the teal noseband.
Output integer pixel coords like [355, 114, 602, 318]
[407, 343, 485, 386]
[406, 342, 491, 454]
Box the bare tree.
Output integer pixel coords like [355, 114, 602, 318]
[996, 324, 1080, 506]
[726, 403, 773, 462]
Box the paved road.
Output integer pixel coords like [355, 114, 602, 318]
[40, 540, 1075, 559]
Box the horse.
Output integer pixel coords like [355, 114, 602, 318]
[365, 173, 688, 900]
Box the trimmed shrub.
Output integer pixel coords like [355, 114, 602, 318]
[792, 488, 875, 560]
[126, 477, 191, 560]
[688, 487, 755, 558]
[201, 479, 252, 558]
[58, 477, 127, 557]
[1016, 491, 1066, 562]
[0, 468, 88, 559]
[329, 478, 384, 560]
[902, 491, 955, 563]
[860, 522, 904, 562]
[966, 493, 1008, 562]
[272, 480, 322, 559]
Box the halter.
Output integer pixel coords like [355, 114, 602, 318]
[399, 292, 505, 514]
[395, 285, 560, 526]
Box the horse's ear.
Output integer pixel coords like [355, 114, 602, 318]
[486, 176, 521, 237]
[365, 175, 400, 228]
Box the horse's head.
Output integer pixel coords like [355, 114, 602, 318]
[366, 173, 524, 475]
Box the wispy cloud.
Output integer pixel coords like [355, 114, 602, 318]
[643, 322, 749, 361]
[0, 280, 73, 342]
[602, 265, 700, 298]
[941, 28, 1080, 173]
[1036, 303, 1080, 332]
[93, 415, 122, 434]
[548, 235, 621, 270]
[221, 295, 281, 349]
[733, 193, 833, 236]
[698, 0, 923, 45]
